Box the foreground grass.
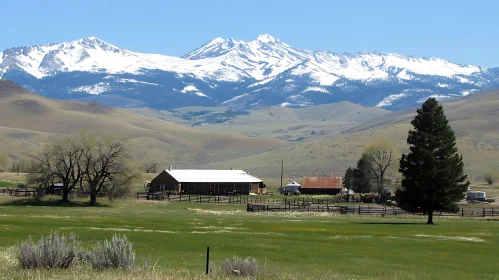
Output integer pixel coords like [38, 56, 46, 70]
[0, 197, 498, 279]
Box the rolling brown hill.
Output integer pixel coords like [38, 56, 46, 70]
[0, 80, 285, 169]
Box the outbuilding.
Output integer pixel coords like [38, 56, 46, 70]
[149, 167, 264, 195]
[300, 176, 342, 195]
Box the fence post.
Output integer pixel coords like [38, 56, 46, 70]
[483, 208, 486, 217]
[358, 205, 361, 215]
[462, 208, 464, 217]
[189, 195, 191, 202]
[206, 247, 210, 274]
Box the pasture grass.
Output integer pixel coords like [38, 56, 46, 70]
[0, 196, 498, 279]
[0, 181, 18, 189]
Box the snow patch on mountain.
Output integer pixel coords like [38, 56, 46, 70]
[417, 94, 453, 103]
[397, 69, 414, 80]
[180, 85, 210, 98]
[103, 76, 160, 86]
[302, 87, 329, 94]
[221, 93, 250, 105]
[72, 82, 111, 95]
[461, 89, 479, 96]
[437, 83, 451, 88]
[376, 93, 408, 108]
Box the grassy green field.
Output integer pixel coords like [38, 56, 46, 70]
[0, 196, 498, 279]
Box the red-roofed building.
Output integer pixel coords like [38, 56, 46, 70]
[300, 176, 342, 195]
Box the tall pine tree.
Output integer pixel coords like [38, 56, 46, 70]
[397, 98, 469, 224]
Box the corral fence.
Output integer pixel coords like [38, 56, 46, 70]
[1, 188, 36, 197]
[246, 204, 499, 217]
[136, 192, 341, 205]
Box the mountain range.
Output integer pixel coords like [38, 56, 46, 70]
[1, 35, 498, 110]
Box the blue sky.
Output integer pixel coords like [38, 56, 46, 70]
[1, 0, 498, 67]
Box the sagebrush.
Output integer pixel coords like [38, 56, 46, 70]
[223, 256, 258, 276]
[18, 231, 80, 269]
[89, 234, 136, 270]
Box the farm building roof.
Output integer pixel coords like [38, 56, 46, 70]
[165, 169, 263, 183]
[301, 176, 342, 189]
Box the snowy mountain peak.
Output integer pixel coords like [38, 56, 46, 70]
[255, 34, 279, 44]
[182, 37, 243, 59]
[74, 36, 122, 52]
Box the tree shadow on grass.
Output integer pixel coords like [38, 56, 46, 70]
[350, 222, 430, 225]
[0, 198, 110, 207]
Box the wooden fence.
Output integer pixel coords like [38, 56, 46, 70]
[136, 192, 342, 205]
[1, 188, 36, 197]
[246, 204, 499, 217]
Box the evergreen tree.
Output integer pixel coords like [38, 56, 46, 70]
[397, 98, 469, 224]
[343, 167, 354, 191]
[352, 155, 373, 194]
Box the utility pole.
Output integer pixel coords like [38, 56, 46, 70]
[280, 159, 284, 190]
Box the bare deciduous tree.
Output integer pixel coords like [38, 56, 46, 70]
[81, 134, 141, 205]
[28, 132, 141, 205]
[28, 137, 85, 202]
[363, 140, 399, 194]
[144, 162, 158, 173]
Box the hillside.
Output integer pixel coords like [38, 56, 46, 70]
[130, 102, 390, 142]
[0, 80, 285, 169]
[205, 89, 499, 179]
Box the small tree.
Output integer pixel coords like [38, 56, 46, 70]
[484, 171, 498, 185]
[144, 162, 158, 173]
[363, 140, 399, 194]
[397, 98, 469, 224]
[0, 151, 9, 172]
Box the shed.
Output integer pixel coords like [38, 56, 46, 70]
[300, 176, 342, 195]
[149, 168, 264, 195]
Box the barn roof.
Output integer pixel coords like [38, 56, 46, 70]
[301, 176, 342, 189]
[165, 169, 262, 183]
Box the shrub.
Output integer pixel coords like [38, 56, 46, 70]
[223, 256, 258, 277]
[89, 234, 135, 270]
[18, 232, 80, 269]
[484, 171, 498, 185]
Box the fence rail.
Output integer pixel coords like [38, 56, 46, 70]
[246, 204, 499, 217]
[1, 188, 36, 197]
[136, 192, 343, 205]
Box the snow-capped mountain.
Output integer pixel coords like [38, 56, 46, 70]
[1, 35, 497, 110]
